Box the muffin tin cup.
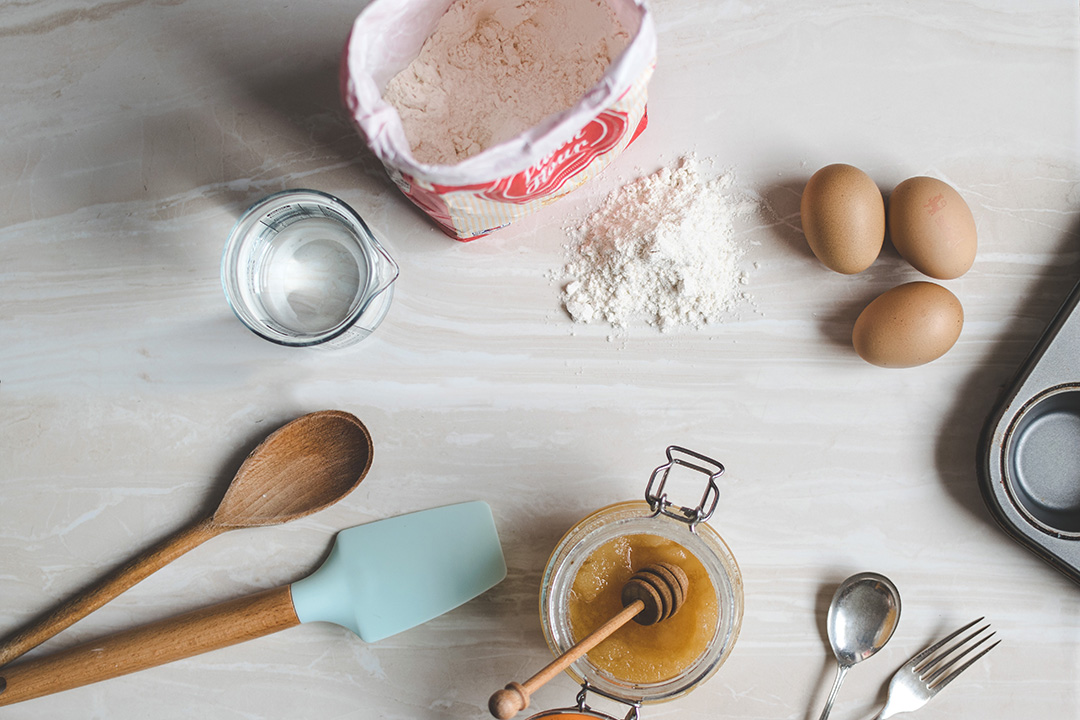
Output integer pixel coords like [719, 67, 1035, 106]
[1003, 385, 1080, 536]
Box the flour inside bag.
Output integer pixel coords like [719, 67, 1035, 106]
[341, 0, 656, 241]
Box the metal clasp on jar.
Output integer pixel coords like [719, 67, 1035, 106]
[645, 446, 723, 530]
[573, 681, 641, 720]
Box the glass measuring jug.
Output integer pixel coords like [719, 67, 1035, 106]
[221, 189, 399, 348]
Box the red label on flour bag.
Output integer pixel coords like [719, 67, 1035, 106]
[395, 108, 645, 239]
[491, 110, 631, 204]
[341, 0, 657, 240]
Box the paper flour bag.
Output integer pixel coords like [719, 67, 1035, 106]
[341, 0, 656, 241]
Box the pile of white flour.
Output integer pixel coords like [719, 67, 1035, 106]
[382, 0, 628, 165]
[562, 156, 757, 330]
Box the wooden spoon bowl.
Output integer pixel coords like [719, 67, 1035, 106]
[211, 409, 373, 528]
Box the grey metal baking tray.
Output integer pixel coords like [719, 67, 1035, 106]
[978, 278, 1080, 583]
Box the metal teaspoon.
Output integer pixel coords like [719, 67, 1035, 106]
[817, 572, 902, 720]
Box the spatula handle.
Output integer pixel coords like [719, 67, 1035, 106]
[0, 585, 299, 707]
[0, 517, 222, 668]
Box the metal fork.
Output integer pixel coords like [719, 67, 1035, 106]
[867, 618, 999, 719]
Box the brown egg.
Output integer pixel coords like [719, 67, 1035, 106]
[800, 164, 885, 274]
[887, 177, 977, 279]
[852, 282, 963, 368]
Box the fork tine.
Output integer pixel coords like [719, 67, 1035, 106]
[909, 617, 983, 668]
[929, 638, 1000, 692]
[923, 625, 995, 685]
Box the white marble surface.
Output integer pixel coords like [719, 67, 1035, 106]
[2, 1, 1079, 718]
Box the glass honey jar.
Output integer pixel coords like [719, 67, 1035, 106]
[538, 447, 743, 708]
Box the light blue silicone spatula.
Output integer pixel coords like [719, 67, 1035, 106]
[0, 501, 506, 707]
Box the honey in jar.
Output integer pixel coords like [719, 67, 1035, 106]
[540, 447, 743, 705]
[567, 533, 719, 683]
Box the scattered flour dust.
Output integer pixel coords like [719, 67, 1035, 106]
[562, 156, 757, 331]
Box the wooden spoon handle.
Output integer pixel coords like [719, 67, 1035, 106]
[0, 517, 222, 668]
[0, 585, 299, 707]
[489, 600, 644, 719]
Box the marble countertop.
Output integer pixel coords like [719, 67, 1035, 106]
[2, 1, 1079, 718]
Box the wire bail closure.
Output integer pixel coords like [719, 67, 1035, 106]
[574, 681, 641, 720]
[645, 446, 723, 529]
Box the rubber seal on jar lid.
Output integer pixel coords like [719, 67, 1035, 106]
[526, 712, 618, 720]
[525, 682, 641, 720]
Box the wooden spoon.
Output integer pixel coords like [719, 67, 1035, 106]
[489, 562, 689, 719]
[0, 409, 373, 668]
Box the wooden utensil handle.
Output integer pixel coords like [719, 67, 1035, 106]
[489, 600, 644, 719]
[0, 585, 299, 707]
[0, 517, 222, 668]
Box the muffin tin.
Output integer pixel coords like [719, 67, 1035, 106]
[978, 278, 1080, 582]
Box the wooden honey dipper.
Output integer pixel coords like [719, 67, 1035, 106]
[489, 562, 689, 719]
